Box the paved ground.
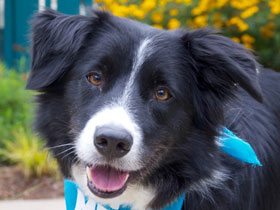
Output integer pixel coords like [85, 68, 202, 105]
[0, 199, 65, 210]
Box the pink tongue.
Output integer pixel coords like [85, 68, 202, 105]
[90, 166, 128, 192]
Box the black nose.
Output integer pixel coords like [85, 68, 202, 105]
[94, 126, 133, 159]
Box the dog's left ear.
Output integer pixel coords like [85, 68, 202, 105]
[26, 9, 96, 90]
[181, 29, 263, 102]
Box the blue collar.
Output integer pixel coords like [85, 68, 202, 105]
[65, 127, 261, 210]
[64, 179, 185, 210]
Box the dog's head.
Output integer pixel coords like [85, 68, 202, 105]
[27, 10, 262, 209]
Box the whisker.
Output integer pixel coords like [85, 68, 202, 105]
[46, 143, 76, 150]
[71, 155, 80, 165]
[227, 108, 242, 128]
[54, 146, 76, 157]
[61, 150, 77, 160]
[155, 145, 185, 150]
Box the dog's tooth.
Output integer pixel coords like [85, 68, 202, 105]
[86, 166, 92, 182]
[125, 174, 129, 182]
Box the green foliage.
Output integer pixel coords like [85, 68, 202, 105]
[0, 63, 33, 144]
[0, 128, 58, 178]
[0, 62, 59, 178]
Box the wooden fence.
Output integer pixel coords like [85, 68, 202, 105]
[0, 0, 93, 70]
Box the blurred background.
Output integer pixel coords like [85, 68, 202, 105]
[0, 0, 279, 204]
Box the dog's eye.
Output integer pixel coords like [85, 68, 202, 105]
[87, 72, 102, 86]
[155, 88, 171, 101]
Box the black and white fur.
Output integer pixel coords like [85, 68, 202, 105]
[26, 9, 280, 210]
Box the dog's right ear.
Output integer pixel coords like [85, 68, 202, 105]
[26, 9, 102, 90]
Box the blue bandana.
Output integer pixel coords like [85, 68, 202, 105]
[64, 179, 185, 210]
[217, 127, 262, 166]
[65, 127, 261, 210]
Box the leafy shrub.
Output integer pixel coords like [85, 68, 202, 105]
[0, 127, 58, 178]
[95, 0, 280, 71]
[0, 62, 32, 144]
[0, 63, 59, 178]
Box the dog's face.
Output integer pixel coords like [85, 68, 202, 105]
[27, 10, 262, 209]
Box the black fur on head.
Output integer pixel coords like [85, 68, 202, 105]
[180, 29, 263, 131]
[26, 9, 265, 210]
[26, 9, 107, 90]
[144, 29, 263, 208]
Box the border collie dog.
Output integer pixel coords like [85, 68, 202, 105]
[26, 9, 280, 210]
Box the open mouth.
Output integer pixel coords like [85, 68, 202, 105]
[86, 165, 129, 198]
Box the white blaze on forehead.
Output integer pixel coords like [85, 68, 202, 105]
[120, 38, 154, 105]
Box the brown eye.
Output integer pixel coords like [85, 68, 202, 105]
[155, 88, 171, 101]
[87, 72, 102, 86]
